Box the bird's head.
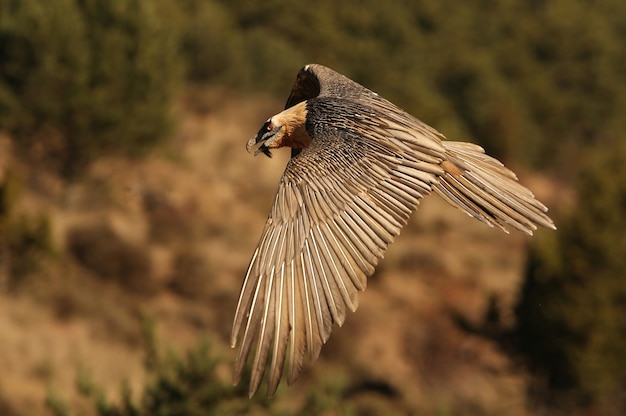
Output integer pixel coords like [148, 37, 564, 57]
[246, 118, 282, 158]
[246, 102, 311, 158]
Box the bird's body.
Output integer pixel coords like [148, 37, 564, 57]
[233, 64, 555, 397]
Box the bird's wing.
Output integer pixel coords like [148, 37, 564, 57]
[231, 126, 443, 397]
[433, 141, 556, 234]
[284, 64, 379, 110]
[284, 64, 555, 234]
[233, 64, 555, 398]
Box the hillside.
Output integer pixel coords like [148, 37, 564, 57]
[1, 1, 624, 414]
[0, 89, 558, 415]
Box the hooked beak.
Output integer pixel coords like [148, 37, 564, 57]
[246, 135, 272, 157]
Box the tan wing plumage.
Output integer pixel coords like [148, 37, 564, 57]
[232, 127, 442, 397]
[231, 64, 555, 397]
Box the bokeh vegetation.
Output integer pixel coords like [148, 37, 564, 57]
[0, 0, 625, 415]
[47, 318, 350, 416]
[514, 141, 626, 415]
[0, 170, 54, 289]
[2, 0, 624, 175]
[187, 0, 626, 170]
[0, 0, 182, 177]
[46, 321, 261, 416]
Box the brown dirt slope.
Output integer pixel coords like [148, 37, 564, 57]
[0, 89, 555, 415]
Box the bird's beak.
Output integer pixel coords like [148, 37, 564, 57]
[246, 134, 272, 157]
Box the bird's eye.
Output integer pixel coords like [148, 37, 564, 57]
[261, 120, 273, 132]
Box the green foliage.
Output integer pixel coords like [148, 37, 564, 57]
[0, 171, 54, 288]
[5, 213, 53, 281]
[514, 142, 626, 414]
[200, 0, 626, 170]
[47, 319, 253, 416]
[2, 0, 624, 175]
[0, 0, 183, 178]
[46, 389, 71, 416]
[138, 341, 245, 415]
[170, 0, 305, 94]
[47, 316, 350, 416]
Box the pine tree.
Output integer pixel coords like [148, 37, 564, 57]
[515, 142, 626, 414]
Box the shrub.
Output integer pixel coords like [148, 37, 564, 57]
[46, 318, 278, 416]
[514, 142, 626, 414]
[0, 171, 54, 289]
[0, 0, 183, 178]
[45, 316, 357, 416]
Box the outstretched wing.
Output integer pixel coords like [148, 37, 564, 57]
[283, 64, 555, 234]
[232, 64, 555, 398]
[231, 125, 443, 397]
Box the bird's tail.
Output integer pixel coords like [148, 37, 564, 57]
[433, 141, 555, 235]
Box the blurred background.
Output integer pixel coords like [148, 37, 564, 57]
[0, 0, 625, 415]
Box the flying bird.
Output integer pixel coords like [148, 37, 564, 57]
[231, 64, 555, 397]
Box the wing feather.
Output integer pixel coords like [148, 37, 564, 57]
[231, 130, 431, 395]
[353, 195, 399, 239]
[309, 230, 339, 316]
[249, 266, 276, 396]
[268, 263, 289, 393]
[304, 237, 333, 344]
[233, 269, 265, 385]
[286, 260, 305, 384]
[434, 141, 556, 234]
[314, 224, 360, 311]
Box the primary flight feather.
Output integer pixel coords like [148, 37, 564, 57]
[231, 64, 555, 397]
